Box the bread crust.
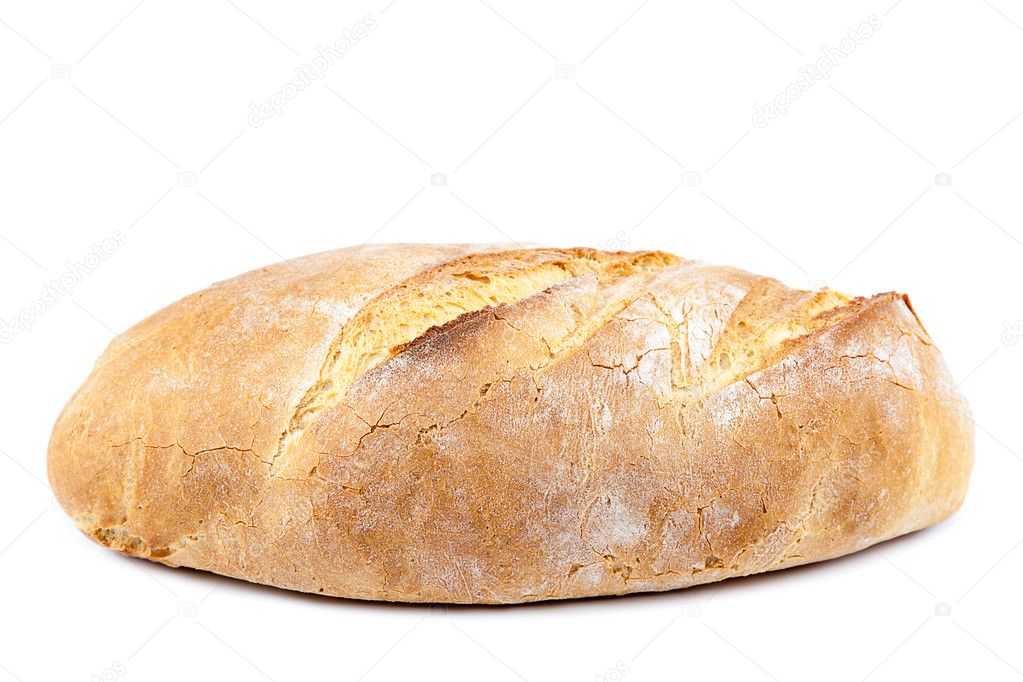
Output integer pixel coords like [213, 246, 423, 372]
[48, 245, 973, 603]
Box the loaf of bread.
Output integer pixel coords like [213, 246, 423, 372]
[48, 245, 973, 603]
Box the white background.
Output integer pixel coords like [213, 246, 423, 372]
[1, 1, 1021, 680]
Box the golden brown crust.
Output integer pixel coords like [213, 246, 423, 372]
[47, 245, 974, 603]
